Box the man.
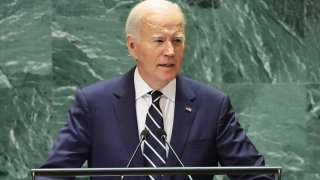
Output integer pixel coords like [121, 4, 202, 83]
[38, 0, 274, 179]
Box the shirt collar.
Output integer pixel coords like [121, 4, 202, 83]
[134, 68, 176, 101]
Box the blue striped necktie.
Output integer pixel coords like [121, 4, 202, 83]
[143, 90, 166, 180]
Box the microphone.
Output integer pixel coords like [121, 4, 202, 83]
[156, 128, 193, 180]
[121, 128, 149, 180]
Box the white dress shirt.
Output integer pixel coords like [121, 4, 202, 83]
[134, 68, 176, 155]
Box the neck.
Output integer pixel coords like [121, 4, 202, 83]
[147, 81, 168, 90]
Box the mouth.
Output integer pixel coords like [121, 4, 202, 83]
[158, 64, 175, 68]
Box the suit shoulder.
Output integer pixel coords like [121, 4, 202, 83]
[81, 76, 120, 93]
[180, 76, 227, 99]
[75, 75, 122, 102]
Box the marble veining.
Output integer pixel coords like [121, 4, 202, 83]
[0, 0, 319, 179]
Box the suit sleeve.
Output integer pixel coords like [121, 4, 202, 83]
[216, 95, 274, 180]
[36, 90, 92, 180]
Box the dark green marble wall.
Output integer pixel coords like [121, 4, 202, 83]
[1, 0, 319, 179]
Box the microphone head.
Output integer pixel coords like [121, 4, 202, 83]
[140, 128, 149, 140]
[156, 128, 167, 140]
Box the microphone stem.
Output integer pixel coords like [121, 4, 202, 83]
[121, 138, 145, 180]
[164, 141, 185, 167]
[163, 139, 193, 180]
[127, 139, 144, 167]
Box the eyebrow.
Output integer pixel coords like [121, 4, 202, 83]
[152, 34, 163, 39]
[151, 33, 185, 39]
[174, 34, 185, 39]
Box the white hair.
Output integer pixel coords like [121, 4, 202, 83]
[125, 0, 185, 39]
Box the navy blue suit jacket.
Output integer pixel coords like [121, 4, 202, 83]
[39, 67, 273, 180]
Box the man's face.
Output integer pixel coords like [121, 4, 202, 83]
[127, 9, 185, 89]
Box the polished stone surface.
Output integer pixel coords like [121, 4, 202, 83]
[0, 0, 319, 179]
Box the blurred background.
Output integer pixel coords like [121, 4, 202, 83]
[0, 0, 319, 179]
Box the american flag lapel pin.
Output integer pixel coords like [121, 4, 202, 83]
[185, 106, 192, 112]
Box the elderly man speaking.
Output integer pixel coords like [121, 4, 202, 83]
[38, 0, 274, 180]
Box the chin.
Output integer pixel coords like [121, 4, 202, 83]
[162, 75, 177, 82]
[156, 71, 179, 81]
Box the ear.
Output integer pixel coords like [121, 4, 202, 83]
[126, 34, 138, 60]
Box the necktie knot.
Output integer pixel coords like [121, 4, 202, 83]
[149, 90, 162, 103]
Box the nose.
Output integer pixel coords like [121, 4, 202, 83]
[164, 41, 175, 57]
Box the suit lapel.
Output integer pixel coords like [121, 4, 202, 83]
[113, 67, 145, 167]
[166, 76, 196, 168]
[112, 70, 197, 180]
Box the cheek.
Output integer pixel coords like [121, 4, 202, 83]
[176, 51, 184, 62]
[175, 46, 184, 54]
[140, 54, 157, 68]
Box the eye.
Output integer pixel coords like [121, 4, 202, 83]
[153, 39, 164, 43]
[173, 37, 183, 44]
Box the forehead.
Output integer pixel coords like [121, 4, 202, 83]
[140, 10, 184, 35]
